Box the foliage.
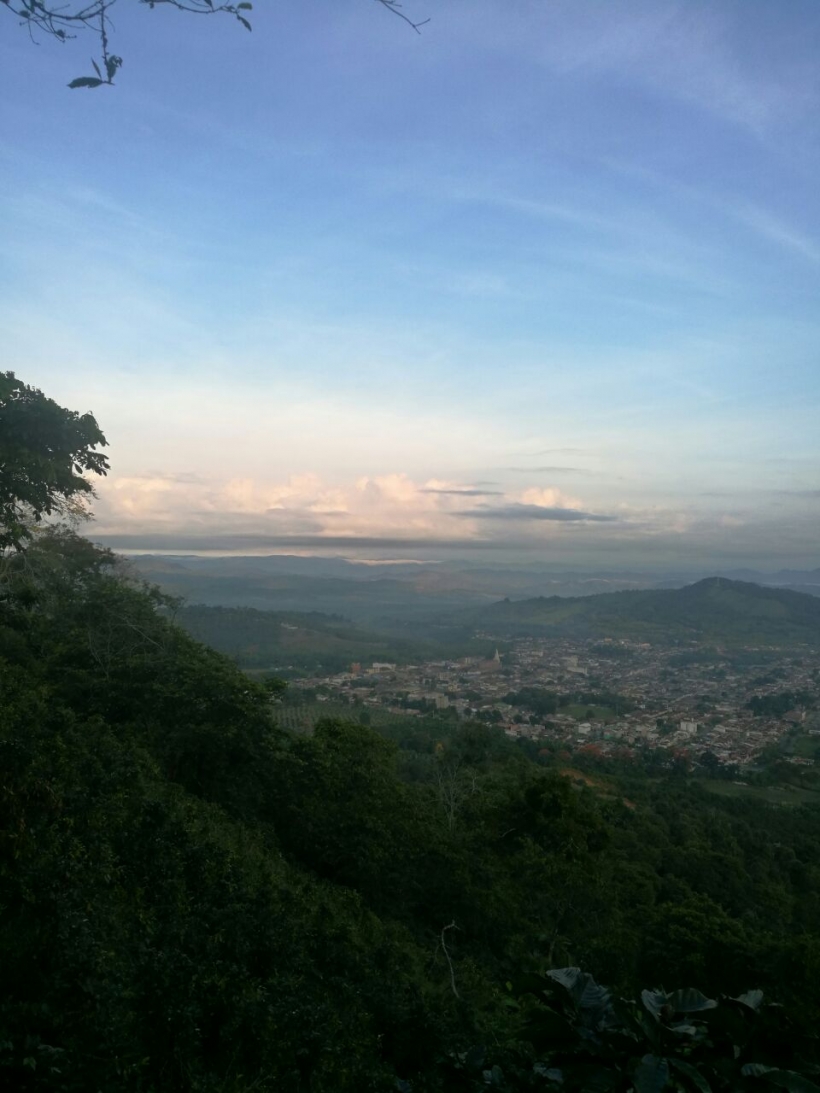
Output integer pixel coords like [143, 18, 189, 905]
[2, 379, 820, 1089]
[4, 528, 820, 1089]
[174, 601, 446, 674]
[504, 687, 560, 717]
[471, 968, 820, 1092]
[0, 372, 108, 551]
[2, 0, 428, 88]
[0, 532, 465, 1090]
[748, 692, 815, 718]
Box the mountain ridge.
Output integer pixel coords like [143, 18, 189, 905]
[460, 576, 820, 645]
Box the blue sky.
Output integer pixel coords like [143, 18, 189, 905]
[1, 0, 819, 567]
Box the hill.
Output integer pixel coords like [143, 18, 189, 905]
[173, 603, 461, 673]
[463, 577, 820, 645]
[5, 535, 820, 1091]
[131, 555, 489, 633]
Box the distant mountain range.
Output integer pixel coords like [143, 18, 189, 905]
[127, 554, 820, 633]
[654, 569, 820, 598]
[163, 573, 820, 663]
[460, 577, 820, 646]
[130, 554, 486, 633]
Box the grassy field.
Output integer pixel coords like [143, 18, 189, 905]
[700, 779, 820, 807]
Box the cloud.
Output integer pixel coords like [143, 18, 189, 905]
[505, 466, 594, 475]
[94, 469, 496, 544]
[531, 448, 588, 455]
[519, 487, 582, 509]
[92, 470, 629, 544]
[86, 468, 820, 568]
[94, 532, 498, 553]
[420, 486, 503, 496]
[99, 472, 345, 527]
[455, 503, 616, 523]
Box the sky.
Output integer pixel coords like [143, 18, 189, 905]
[1, 0, 819, 569]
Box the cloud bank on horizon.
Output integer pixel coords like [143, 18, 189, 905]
[1, 0, 818, 568]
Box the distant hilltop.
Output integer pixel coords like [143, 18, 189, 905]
[459, 577, 820, 646]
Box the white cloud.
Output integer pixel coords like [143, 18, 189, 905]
[519, 486, 583, 510]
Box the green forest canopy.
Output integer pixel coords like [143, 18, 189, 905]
[0, 371, 108, 550]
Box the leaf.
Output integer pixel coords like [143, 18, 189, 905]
[667, 989, 717, 1014]
[67, 77, 104, 89]
[547, 967, 584, 993]
[91, 58, 102, 78]
[533, 1063, 563, 1083]
[482, 1065, 504, 1086]
[634, 1054, 670, 1093]
[670, 1057, 712, 1093]
[734, 990, 764, 1012]
[547, 967, 610, 1021]
[237, 2, 252, 7]
[669, 1023, 699, 1037]
[237, 14, 251, 31]
[577, 976, 612, 1019]
[642, 990, 667, 1019]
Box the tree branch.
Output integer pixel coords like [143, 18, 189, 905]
[439, 920, 460, 999]
[374, 0, 429, 34]
[2, 0, 429, 87]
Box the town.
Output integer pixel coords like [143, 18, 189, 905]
[288, 635, 820, 768]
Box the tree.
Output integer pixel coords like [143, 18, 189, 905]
[0, 371, 109, 551]
[1, 0, 429, 88]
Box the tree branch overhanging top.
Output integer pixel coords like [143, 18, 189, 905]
[1, 0, 429, 88]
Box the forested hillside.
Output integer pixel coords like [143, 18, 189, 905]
[172, 602, 473, 674]
[3, 374, 820, 1091]
[162, 578, 820, 667]
[4, 529, 820, 1089]
[464, 578, 820, 646]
